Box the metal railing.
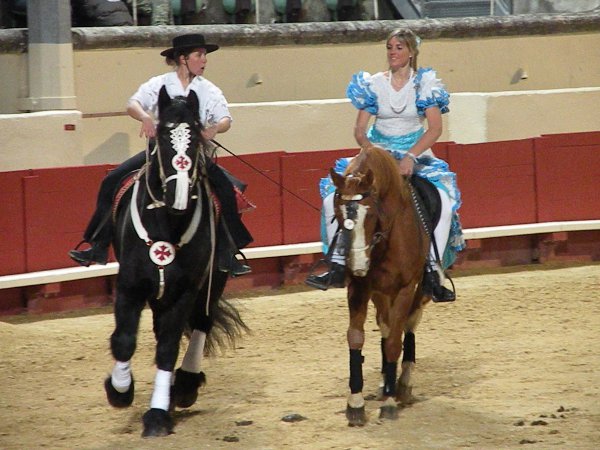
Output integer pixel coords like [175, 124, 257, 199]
[1, 219, 598, 290]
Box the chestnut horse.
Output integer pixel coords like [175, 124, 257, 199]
[330, 145, 433, 426]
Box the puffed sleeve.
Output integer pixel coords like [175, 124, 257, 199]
[415, 68, 450, 117]
[128, 75, 162, 112]
[346, 71, 378, 115]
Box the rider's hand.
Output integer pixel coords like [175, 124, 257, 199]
[397, 157, 415, 176]
[201, 123, 218, 141]
[139, 116, 156, 139]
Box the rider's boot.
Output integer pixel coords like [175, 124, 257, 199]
[422, 264, 455, 303]
[218, 246, 251, 277]
[69, 241, 109, 267]
[305, 262, 346, 291]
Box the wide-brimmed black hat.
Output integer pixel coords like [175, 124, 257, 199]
[160, 34, 219, 58]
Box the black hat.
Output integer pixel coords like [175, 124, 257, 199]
[160, 34, 219, 58]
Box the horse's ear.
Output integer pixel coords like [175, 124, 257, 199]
[362, 168, 374, 188]
[330, 168, 345, 189]
[158, 86, 171, 111]
[187, 90, 200, 121]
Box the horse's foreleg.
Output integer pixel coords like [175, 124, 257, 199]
[142, 298, 191, 438]
[105, 294, 145, 408]
[346, 280, 369, 427]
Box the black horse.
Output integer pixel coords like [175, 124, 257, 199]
[104, 86, 247, 437]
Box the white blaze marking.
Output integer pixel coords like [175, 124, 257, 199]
[344, 203, 370, 275]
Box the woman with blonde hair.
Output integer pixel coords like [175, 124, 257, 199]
[306, 28, 465, 302]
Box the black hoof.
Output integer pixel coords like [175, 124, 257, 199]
[170, 369, 206, 410]
[142, 408, 174, 438]
[104, 376, 134, 408]
[346, 404, 367, 427]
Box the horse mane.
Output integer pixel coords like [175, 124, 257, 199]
[347, 146, 411, 204]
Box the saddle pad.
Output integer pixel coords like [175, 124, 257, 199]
[410, 175, 441, 233]
[112, 172, 138, 222]
[234, 186, 257, 214]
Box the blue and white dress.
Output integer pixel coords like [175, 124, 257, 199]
[320, 67, 465, 267]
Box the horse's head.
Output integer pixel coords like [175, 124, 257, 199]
[331, 166, 379, 277]
[331, 146, 409, 277]
[154, 85, 204, 213]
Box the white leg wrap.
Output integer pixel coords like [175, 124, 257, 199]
[181, 330, 207, 373]
[324, 193, 346, 265]
[348, 392, 365, 409]
[111, 360, 132, 393]
[150, 369, 173, 411]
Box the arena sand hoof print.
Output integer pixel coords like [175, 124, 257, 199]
[142, 408, 174, 438]
[104, 376, 134, 408]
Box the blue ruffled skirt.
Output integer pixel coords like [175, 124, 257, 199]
[319, 126, 466, 268]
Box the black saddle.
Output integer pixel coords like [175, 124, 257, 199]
[409, 175, 441, 237]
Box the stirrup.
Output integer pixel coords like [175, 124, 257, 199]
[305, 260, 346, 291]
[68, 240, 109, 267]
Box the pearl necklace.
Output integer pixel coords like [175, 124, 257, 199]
[388, 69, 413, 114]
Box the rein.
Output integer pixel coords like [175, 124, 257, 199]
[338, 191, 388, 252]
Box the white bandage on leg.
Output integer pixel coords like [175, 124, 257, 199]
[430, 188, 452, 277]
[181, 330, 207, 373]
[150, 369, 173, 411]
[323, 193, 346, 266]
[111, 360, 132, 393]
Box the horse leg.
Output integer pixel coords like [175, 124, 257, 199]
[345, 279, 370, 427]
[104, 293, 145, 408]
[142, 297, 191, 438]
[397, 308, 423, 405]
[378, 287, 415, 420]
[171, 271, 228, 409]
[170, 330, 207, 409]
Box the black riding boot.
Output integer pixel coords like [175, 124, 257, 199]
[218, 249, 251, 277]
[422, 265, 455, 303]
[305, 262, 346, 291]
[69, 241, 109, 267]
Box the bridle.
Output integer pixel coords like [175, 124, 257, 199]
[146, 115, 204, 211]
[337, 191, 388, 255]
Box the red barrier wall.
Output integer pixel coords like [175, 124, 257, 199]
[1, 131, 599, 285]
[279, 148, 358, 244]
[534, 132, 600, 222]
[217, 151, 284, 247]
[0, 170, 29, 275]
[448, 138, 537, 228]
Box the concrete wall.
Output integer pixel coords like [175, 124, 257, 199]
[0, 13, 598, 171]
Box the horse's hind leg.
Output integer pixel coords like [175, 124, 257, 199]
[104, 293, 145, 408]
[171, 271, 228, 410]
[397, 308, 423, 405]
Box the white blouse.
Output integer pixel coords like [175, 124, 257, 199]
[128, 71, 231, 127]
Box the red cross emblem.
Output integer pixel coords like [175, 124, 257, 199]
[149, 241, 176, 266]
[172, 154, 192, 172]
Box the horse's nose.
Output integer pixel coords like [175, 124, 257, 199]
[352, 269, 368, 277]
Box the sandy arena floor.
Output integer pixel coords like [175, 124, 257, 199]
[1, 264, 599, 450]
